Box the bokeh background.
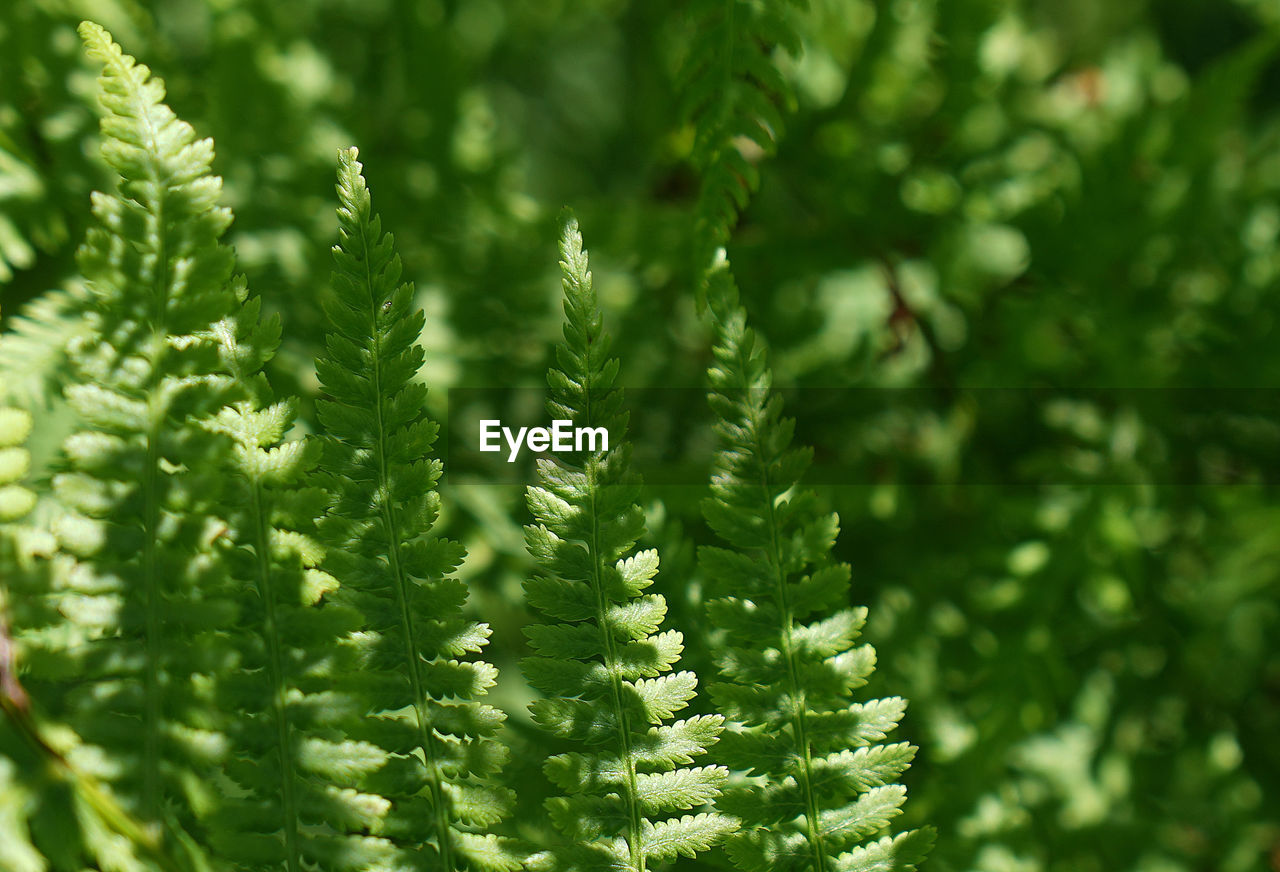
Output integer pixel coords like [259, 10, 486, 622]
[3, 1, 1280, 870]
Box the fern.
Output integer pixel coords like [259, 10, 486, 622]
[0, 287, 91, 408]
[0, 406, 50, 872]
[680, 0, 804, 265]
[35, 26, 405, 869]
[0, 408, 36, 525]
[312, 147, 518, 872]
[521, 214, 736, 872]
[1, 404, 176, 872]
[40, 24, 252, 842]
[202, 295, 399, 870]
[699, 254, 933, 872]
[0, 18, 941, 872]
[1, 405, 39, 723]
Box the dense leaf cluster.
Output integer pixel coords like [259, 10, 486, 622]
[4, 2, 1280, 872]
[0, 17, 922, 872]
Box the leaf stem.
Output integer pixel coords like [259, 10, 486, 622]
[249, 478, 302, 872]
[356, 208, 456, 871]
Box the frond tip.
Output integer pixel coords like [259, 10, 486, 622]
[522, 212, 736, 871]
[700, 254, 933, 872]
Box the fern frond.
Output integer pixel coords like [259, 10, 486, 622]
[37, 23, 255, 836]
[521, 214, 736, 872]
[313, 147, 518, 872]
[699, 253, 933, 872]
[202, 301, 398, 871]
[0, 287, 92, 408]
[1, 405, 178, 872]
[680, 0, 804, 266]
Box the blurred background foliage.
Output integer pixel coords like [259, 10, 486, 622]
[3, 0, 1279, 870]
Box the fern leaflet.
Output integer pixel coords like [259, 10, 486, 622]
[700, 254, 934, 872]
[313, 147, 518, 872]
[522, 214, 736, 872]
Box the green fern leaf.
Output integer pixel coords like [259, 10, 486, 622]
[38, 23, 253, 840]
[201, 387, 398, 871]
[699, 253, 934, 872]
[313, 147, 519, 872]
[0, 287, 92, 408]
[680, 0, 804, 267]
[0, 408, 36, 522]
[521, 214, 736, 872]
[2, 404, 183, 872]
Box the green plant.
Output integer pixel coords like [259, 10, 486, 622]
[47, 22, 251, 850]
[8, 2, 1280, 871]
[311, 148, 518, 872]
[2, 404, 177, 872]
[699, 258, 933, 872]
[41, 24, 403, 871]
[0, 16, 934, 872]
[520, 215, 735, 871]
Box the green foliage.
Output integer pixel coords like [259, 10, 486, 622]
[0, 2, 99, 286]
[520, 216, 735, 871]
[43, 22, 246, 840]
[30, 25, 393, 871]
[7, 2, 1280, 872]
[699, 258, 932, 872]
[0, 715, 177, 872]
[204, 397, 395, 871]
[2, 406, 176, 872]
[681, 0, 805, 265]
[0, 407, 36, 522]
[206, 237, 386, 872]
[0, 287, 88, 408]
[313, 148, 518, 872]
